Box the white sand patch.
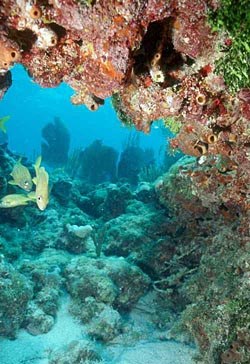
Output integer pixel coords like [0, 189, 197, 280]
[106, 340, 196, 364]
[0, 295, 84, 364]
[102, 292, 197, 364]
[0, 293, 197, 364]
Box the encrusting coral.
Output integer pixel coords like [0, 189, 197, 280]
[0, 0, 249, 169]
[0, 1, 249, 172]
[155, 156, 250, 363]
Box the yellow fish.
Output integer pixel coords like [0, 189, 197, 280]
[0, 116, 10, 133]
[9, 158, 33, 192]
[0, 193, 32, 208]
[33, 156, 49, 211]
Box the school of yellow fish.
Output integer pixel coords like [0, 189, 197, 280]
[0, 156, 49, 211]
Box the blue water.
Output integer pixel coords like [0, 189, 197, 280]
[1, 65, 168, 162]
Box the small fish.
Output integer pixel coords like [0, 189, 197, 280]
[33, 156, 49, 211]
[0, 193, 32, 208]
[9, 158, 33, 191]
[0, 116, 10, 133]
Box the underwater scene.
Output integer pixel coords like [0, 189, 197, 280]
[0, 1, 250, 364]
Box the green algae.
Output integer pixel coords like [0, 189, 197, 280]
[162, 117, 182, 135]
[209, 0, 250, 92]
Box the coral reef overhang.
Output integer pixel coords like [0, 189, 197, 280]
[0, 0, 221, 116]
[1, 0, 249, 131]
[1, 0, 179, 107]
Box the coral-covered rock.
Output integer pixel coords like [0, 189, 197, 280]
[49, 339, 102, 364]
[65, 256, 118, 305]
[102, 184, 128, 220]
[0, 145, 18, 178]
[172, 0, 214, 58]
[52, 179, 73, 205]
[65, 223, 95, 254]
[104, 257, 151, 310]
[135, 182, 156, 203]
[66, 256, 149, 342]
[87, 305, 123, 342]
[21, 209, 65, 254]
[69, 296, 107, 324]
[157, 154, 249, 234]
[19, 249, 69, 292]
[65, 256, 150, 310]
[104, 200, 167, 257]
[35, 287, 60, 317]
[25, 302, 55, 335]
[168, 229, 250, 364]
[0, 258, 32, 338]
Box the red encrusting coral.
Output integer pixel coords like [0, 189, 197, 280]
[0, 0, 216, 107]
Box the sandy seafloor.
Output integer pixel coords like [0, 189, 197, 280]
[0, 294, 197, 364]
